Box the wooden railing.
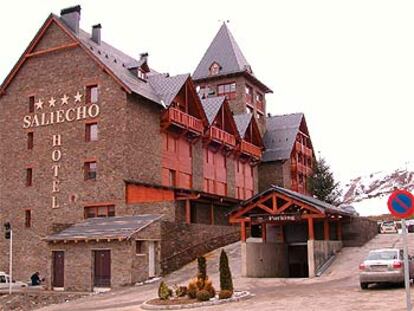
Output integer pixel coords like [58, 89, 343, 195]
[304, 146, 313, 157]
[305, 166, 313, 176]
[208, 126, 236, 147]
[240, 140, 262, 159]
[256, 100, 264, 113]
[162, 108, 203, 134]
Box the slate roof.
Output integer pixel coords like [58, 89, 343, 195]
[261, 113, 304, 162]
[45, 215, 162, 242]
[200, 96, 225, 124]
[193, 23, 251, 80]
[233, 113, 253, 138]
[147, 73, 190, 107]
[57, 15, 190, 108]
[75, 27, 162, 105]
[231, 185, 352, 217]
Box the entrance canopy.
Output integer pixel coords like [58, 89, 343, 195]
[229, 186, 353, 241]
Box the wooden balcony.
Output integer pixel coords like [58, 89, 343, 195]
[208, 126, 236, 148]
[297, 162, 306, 173]
[304, 146, 313, 158]
[162, 108, 203, 135]
[256, 100, 264, 113]
[305, 166, 313, 176]
[295, 141, 303, 152]
[240, 140, 262, 159]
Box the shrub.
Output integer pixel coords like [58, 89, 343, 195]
[203, 279, 216, 298]
[218, 290, 233, 300]
[187, 279, 198, 299]
[196, 289, 211, 302]
[219, 249, 233, 292]
[175, 286, 187, 297]
[158, 281, 172, 300]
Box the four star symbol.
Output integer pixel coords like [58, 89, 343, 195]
[61, 94, 69, 105]
[48, 97, 56, 108]
[36, 92, 88, 110]
[34, 99, 43, 110]
[74, 91, 83, 103]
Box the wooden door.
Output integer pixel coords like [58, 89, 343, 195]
[52, 251, 64, 288]
[94, 250, 111, 287]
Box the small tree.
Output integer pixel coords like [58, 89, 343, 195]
[308, 157, 341, 205]
[219, 249, 233, 292]
[197, 256, 207, 282]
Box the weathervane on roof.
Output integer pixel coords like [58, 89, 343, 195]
[218, 19, 230, 24]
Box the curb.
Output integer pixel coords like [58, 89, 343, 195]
[141, 291, 253, 310]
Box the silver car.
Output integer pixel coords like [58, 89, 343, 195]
[359, 249, 414, 289]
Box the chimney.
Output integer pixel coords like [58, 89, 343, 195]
[140, 52, 148, 61]
[60, 5, 81, 34]
[91, 24, 102, 45]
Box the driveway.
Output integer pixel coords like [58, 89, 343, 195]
[39, 233, 414, 311]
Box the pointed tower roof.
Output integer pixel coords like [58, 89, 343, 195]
[193, 23, 252, 80]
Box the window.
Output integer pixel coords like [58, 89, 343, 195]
[84, 205, 115, 219]
[137, 69, 147, 80]
[25, 210, 31, 228]
[168, 169, 176, 186]
[245, 85, 253, 104]
[255, 93, 263, 103]
[29, 96, 35, 113]
[217, 83, 236, 100]
[209, 63, 220, 75]
[136, 241, 143, 254]
[26, 168, 32, 186]
[27, 132, 34, 150]
[84, 161, 97, 181]
[86, 85, 98, 103]
[85, 123, 98, 142]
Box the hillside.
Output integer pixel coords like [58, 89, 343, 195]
[341, 162, 414, 216]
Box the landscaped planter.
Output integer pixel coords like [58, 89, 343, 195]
[141, 291, 253, 310]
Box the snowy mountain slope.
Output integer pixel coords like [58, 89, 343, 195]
[341, 162, 414, 216]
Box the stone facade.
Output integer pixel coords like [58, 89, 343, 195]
[342, 217, 378, 247]
[258, 160, 291, 191]
[160, 221, 239, 273]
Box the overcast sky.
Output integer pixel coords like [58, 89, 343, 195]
[1, 0, 413, 183]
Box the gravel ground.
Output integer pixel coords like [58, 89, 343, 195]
[36, 233, 414, 311]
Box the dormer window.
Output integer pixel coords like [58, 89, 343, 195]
[138, 68, 147, 80]
[209, 62, 221, 76]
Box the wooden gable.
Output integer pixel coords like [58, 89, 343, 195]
[244, 117, 263, 147]
[211, 99, 240, 138]
[229, 190, 325, 223]
[171, 78, 208, 127]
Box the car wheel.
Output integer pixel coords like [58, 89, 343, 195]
[360, 282, 369, 289]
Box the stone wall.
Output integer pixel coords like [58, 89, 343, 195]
[241, 241, 289, 277]
[160, 221, 239, 274]
[342, 217, 378, 247]
[308, 240, 342, 277]
[258, 160, 291, 192]
[48, 240, 133, 292]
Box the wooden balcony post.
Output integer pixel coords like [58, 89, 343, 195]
[241, 221, 247, 242]
[308, 217, 315, 240]
[185, 200, 191, 224]
[324, 219, 330, 241]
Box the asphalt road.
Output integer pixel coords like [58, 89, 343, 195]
[39, 233, 414, 311]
